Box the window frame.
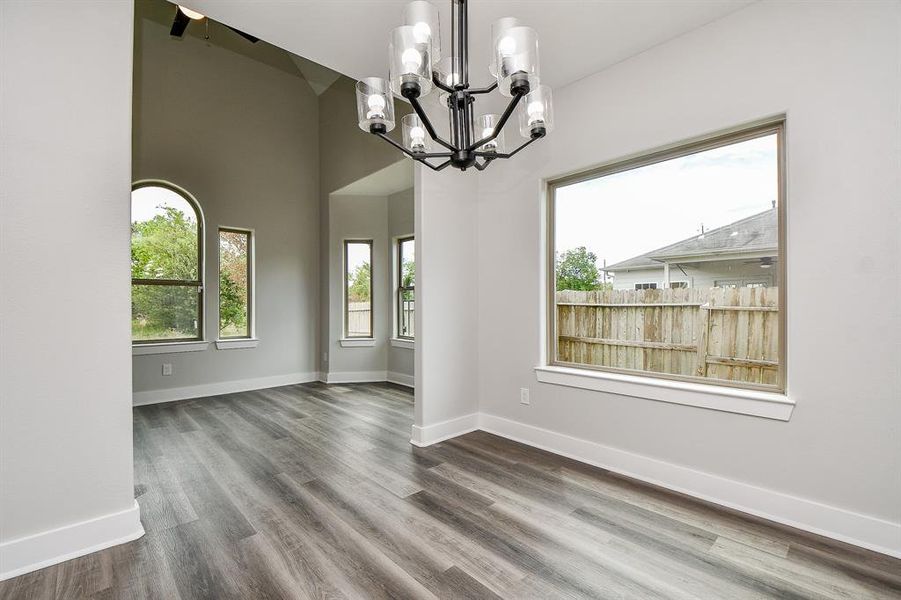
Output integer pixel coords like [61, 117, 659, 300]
[343, 239, 374, 339]
[131, 180, 205, 345]
[217, 226, 254, 340]
[546, 118, 786, 393]
[396, 235, 415, 340]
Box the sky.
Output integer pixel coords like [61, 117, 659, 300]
[555, 134, 778, 268]
[346, 242, 371, 274]
[132, 185, 196, 224]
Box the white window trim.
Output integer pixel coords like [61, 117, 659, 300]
[389, 337, 414, 350]
[216, 338, 260, 350]
[534, 365, 794, 421]
[133, 341, 210, 355]
[340, 338, 376, 348]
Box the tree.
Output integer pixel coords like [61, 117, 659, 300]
[131, 207, 199, 338]
[348, 262, 371, 302]
[555, 246, 605, 291]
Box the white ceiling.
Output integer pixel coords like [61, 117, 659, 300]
[176, 0, 755, 92]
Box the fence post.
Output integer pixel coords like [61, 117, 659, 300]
[695, 303, 710, 377]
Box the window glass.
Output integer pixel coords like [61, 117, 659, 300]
[219, 229, 251, 338]
[552, 127, 782, 389]
[131, 183, 203, 343]
[345, 241, 372, 337]
[398, 237, 415, 338]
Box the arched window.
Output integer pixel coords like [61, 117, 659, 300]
[131, 181, 204, 343]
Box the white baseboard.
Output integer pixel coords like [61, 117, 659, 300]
[411, 413, 479, 447]
[386, 371, 414, 388]
[325, 370, 389, 384]
[0, 500, 144, 581]
[133, 372, 321, 406]
[478, 413, 901, 559]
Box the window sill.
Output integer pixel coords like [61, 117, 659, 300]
[534, 365, 794, 421]
[133, 341, 209, 356]
[340, 338, 376, 348]
[216, 338, 259, 350]
[389, 338, 414, 349]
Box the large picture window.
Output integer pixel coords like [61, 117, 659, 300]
[549, 121, 784, 391]
[344, 240, 373, 338]
[131, 182, 203, 343]
[397, 236, 415, 339]
[219, 228, 253, 339]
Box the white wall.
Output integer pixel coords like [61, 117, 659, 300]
[131, 11, 321, 402]
[476, 1, 900, 554]
[413, 166, 480, 443]
[0, 1, 142, 579]
[388, 188, 415, 382]
[327, 194, 390, 379]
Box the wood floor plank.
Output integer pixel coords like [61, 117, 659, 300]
[3, 382, 900, 600]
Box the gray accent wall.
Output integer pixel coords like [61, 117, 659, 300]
[131, 10, 320, 395]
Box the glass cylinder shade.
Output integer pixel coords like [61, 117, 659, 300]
[356, 78, 395, 132]
[403, 1, 440, 65]
[402, 114, 431, 154]
[476, 114, 505, 154]
[519, 84, 554, 138]
[389, 26, 433, 97]
[488, 17, 520, 77]
[495, 26, 540, 97]
[436, 56, 461, 103]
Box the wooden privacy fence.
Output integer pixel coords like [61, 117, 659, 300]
[347, 302, 372, 336]
[556, 287, 779, 386]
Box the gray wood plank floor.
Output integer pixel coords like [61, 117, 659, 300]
[2, 382, 899, 599]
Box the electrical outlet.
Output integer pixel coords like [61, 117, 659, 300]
[162, 363, 173, 376]
[520, 387, 530, 405]
[322, 352, 328, 363]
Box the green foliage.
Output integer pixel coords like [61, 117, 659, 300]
[218, 271, 245, 335]
[218, 231, 248, 336]
[131, 206, 198, 280]
[131, 206, 199, 339]
[401, 259, 414, 288]
[555, 246, 608, 291]
[348, 261, 371, 302]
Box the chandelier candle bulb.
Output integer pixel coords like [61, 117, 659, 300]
[519, 84, 554, 139]
[403, 1, 441, 65]
[476, 114, 505, 153]
[356, 78, 395, 133]
[489, 17, 521, 77]
[389, 25, 433, 97]
[495, 26, 540, 97]
[403, 114, 432, 154]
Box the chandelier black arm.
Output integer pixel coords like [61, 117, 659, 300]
[474, 133, 542, 160]
[432, 72, 455, 94]
[423, 158, 452, 172]
[473, 156, 495, 171]
[373, 131, 453, 160]
[467, 81, 498, 95]
[466, 90, 525, 152]
[408, 96, 457, 151]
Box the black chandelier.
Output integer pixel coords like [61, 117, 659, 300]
[356, 0, 554, 172]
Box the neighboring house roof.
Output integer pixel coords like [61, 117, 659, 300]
[605, 208, 777, 271]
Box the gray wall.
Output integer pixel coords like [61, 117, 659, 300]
[475, 1, 900, 551]
[327, 194, 389, 378]
[318, 78, 411, 376]
[131, 9, 320, 396]
[387, 188, 415, 382]
[0, 0, 140, 574]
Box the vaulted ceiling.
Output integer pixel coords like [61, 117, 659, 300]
[173, 0, 755, 91]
